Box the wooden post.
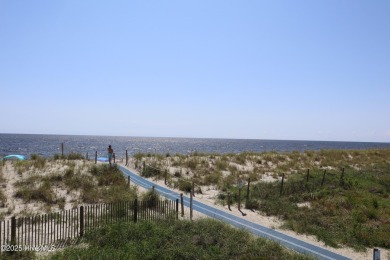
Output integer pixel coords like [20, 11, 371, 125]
[246, 178, 251, 205]
[306, 169, 310, 183]
[11, 216, 16, 246]
[180, 193, 184, 217]
[321, 170, 326, 186]
[190, 189, 193, 220]
[80, 206, 84, 237]
[280, 173, 285, 196]
[128, 176, 130, 186]
[238, 187, 242, 211]
[61, 143, 64, 157]
[95, 151, 97, 164]
[176, 199, 179, 220]
[126, 150, 128, 166]
[340, 168, 345, 186]
[227, 192, 231, 211]
[143, 161, 146, 173]
[134, 199, 138, 223]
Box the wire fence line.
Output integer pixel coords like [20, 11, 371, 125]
[0, 199, 179, 253]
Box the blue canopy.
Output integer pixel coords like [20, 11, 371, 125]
[3, 154, 27, 160]
[97, 157, 109, 162]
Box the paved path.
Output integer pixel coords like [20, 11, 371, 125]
[119, 165, 350, 260]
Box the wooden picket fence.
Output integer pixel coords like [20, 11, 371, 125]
[0, 199, 178, 252]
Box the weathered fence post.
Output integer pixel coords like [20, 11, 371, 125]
[238, 187, 242, 211]
[176, 199, 179, 220]
[126, 150, 128, 166]
[11, 216, 16, 247]
[128, 176, 130, 187]
[246, 178, 251, 205]
[280, 173, 285, 196]
[190, 189, 193, 221]
[180, 193, 184, 217]
[80, 206, 84, 237]
[227, 192, 231, 211]
[95, 151, 97, 164]
[306, 169, 310, 183]
[134, 199, 138, 223]
[321, 170, 326, 186]
[340, 168, 345, 186]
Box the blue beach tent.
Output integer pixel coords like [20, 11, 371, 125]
[2, 154, 27, 161]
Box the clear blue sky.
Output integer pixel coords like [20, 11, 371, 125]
[1, 1, 389, 142]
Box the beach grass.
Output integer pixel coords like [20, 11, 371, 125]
[135, 149, 390, 250]
[7, 157, 137, 216]
[46, 219, 312, 260]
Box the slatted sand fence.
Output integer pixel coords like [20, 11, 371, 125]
[0, 199, 179, 252]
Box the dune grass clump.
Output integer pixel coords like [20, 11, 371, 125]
[81, 164, 137, 204]
[48, 219, 312, 260]
[141, 165, 162, 178]
[14, 178, 57, 204]
[30, 154, 47, 169]
[13, 160, 32, 175]
[53, 152, 85, 160]
[175, 179, 192, 193]
[140, 189, 160, 208]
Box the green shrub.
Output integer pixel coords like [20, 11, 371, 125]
[185, 159, 197, 170]
[140, 189, 160, 208]
[177, 179, 192, 193]
[142, 165, 161, 178]
[204, 171, 222, 185]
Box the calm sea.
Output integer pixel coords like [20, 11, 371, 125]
[1, 133, 390, 159]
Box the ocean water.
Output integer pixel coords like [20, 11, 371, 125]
[1, 133, 390, 159]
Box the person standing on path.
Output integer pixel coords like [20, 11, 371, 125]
[108, 145, 114, 167]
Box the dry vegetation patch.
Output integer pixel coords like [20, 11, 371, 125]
[0, 156, 137, 220]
